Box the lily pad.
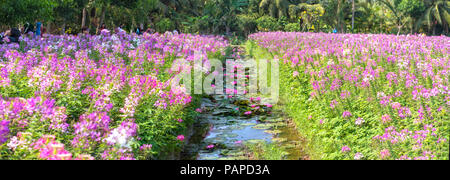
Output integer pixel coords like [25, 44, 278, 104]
[265, 118, 284, 123]
[212, 109, 233, 116]
[271, 122, 287, 128]
[272, 138, 288, 143]
[241, 122, 257, 126]
[252, 123, 274, 130]
[245, 139, 265, 144]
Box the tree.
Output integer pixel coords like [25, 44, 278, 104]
[0, 0, 55, 28]
[397, 0, 425, 33]
[379, 0, 411, 35]
[289, 3, 324, 31]
[416, 0, 449, 35]
[259, 0, 291, 18]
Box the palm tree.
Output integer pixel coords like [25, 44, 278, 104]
[259, 0, 291, 18]
[416, 0, 449, 35]
[379, 0, 411, 35]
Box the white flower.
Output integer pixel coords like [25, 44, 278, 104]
[354, 152, 363, 160]
[355, 118, 364, 125]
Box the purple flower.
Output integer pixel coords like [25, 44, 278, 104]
[0, 120, 10, 144]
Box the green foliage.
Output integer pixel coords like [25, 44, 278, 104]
[259, 0, 290, 18]
[284, 23, 301, 32]
[415, 0, 449, 33]
[155, 18, 175, 33]
[398, 0, 426, 19]
[248, 38, 449, 160]
[0, 0, 56, 26]
[134, 92, 201, 159]
[1, 0, 448, 36]
[237, 14, 258, 36]
[0, 74, 34, 98]
[245, 142, 288, 160]
[256, 15, 280, 32]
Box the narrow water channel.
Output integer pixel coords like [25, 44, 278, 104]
[180, 46, 307, 160]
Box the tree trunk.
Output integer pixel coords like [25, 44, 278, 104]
[445, 23, 449, 35]
[433, 24, 436, 35]
[47, 22, 51, 34]
[62, 21, 66, 35]
[337, 0, 341, 33]
[96, 5, 106, 34]
[82, 8, 87, 28]
[352, 0, 355, 32]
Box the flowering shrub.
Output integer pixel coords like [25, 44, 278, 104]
[249, 32, 449, 160]
[0, 32, 228, 160]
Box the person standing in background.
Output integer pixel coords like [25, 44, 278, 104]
[98, 23, 106, 35]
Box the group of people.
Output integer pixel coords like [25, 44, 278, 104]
[1, 22, 37, 44]
[0, 21, 44, 44]
[1, 21, 177, 45]
[81, 23, 155, 36]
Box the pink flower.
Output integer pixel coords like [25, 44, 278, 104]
[244, 111, 252, 115]
[391, 102, 401, 109]
[340, 91, 351, 99]
[341, 145, 351, 153]
[195, 108, 202, 113]
[330, 100, 338, 109]
[177, 118, 183, 123]
[293, 71, 299, 77]
[177, 135, 185, 141]
[342, 111, 352, 118]
[140, 144, 153, 151]
[266, 104, 273, 108]
[381, 114, 391, 124]
[206, 144, 215, 149]
[380, 149, 391, 159]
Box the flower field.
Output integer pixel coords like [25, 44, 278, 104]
[248, 32, 449, 160]
[1, 31, 449, 160]
[0, 32, 228, 160]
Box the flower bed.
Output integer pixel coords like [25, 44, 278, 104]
[0, 32, 228, 160]
[248, 32, 449, 160]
